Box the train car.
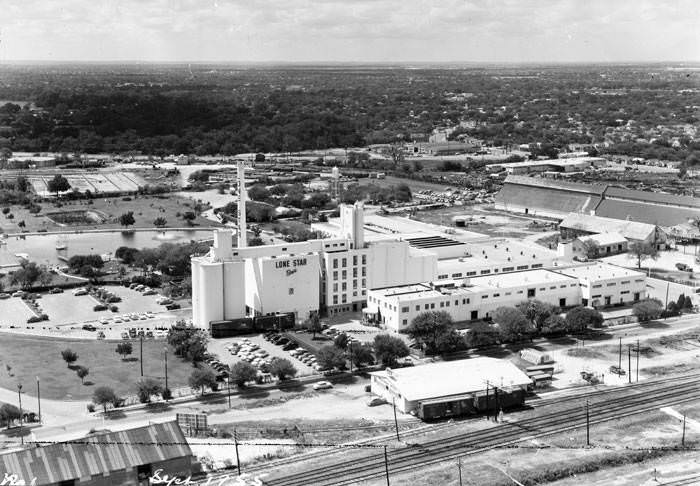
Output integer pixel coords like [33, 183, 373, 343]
[526, 364, 555, 377]
[473, 388, 526, 414]
[209, 318, 255, 338]
[417, 393, 476, 421]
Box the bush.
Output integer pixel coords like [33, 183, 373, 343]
[110, 305, 119, 312]
[633, 298, 664, 322]
[93, 304, 108, 311]
[87, 403, 95, 413]
[27, 315, 43, 323]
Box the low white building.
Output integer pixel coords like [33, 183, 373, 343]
[557, 232, 629, 260]
[365, 269, 581, 332]
[556, 263, 646, 308]
[370, 358, 533, 414]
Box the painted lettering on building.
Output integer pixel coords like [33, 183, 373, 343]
[275, 258, 307, 269]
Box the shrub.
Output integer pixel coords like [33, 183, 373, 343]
[87, 403, 95, 413]
[93, 304, 108, 311]
[633, 298, 664, 322]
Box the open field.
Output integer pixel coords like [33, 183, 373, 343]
[0, 333, 196, 400]
[0, 193, 220, 233]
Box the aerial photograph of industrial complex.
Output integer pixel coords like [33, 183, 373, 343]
[0, 0, 698, 485]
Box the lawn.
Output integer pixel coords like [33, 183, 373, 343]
[0, 192, 221, 234]
[0, 333, 198, 400]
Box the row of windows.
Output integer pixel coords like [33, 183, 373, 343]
[332, 267, 367, 280]
[332, 279, 367, 292]
[331, 290, 367, 305]
[332, 255, 367, 269]
[437, 264, 544, 280]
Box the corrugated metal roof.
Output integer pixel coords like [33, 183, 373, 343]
[560, 212, 657, 241]
[596, 199, 700, 227]
[503, 175, 607, 194]
[605, 187, 700, 209]
[0, 422, 191, 485]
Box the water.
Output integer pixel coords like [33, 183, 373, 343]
[0, 229, 214, 267]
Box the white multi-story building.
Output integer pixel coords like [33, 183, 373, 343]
[364, 262, 647, 333]
[191, 202, 437, 329]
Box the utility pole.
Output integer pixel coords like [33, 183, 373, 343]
[485, 381, 490, 420]
[140, 334, 144, 377]
[234, 429, 241, 475]
[494, 386, 500, 422]
[618, 337, 622, 370]
[227, 377, 232, 409]
[458, 458, 463, 486]
[586, 399, 590, 447]
[628, 346, 632, 384]
[36, 376, 41, 423]
[636, 339, 640, 382]
[665, 281, 670, 309]
[383, 445, 390, 486]
[682, 415, 686, 447]
[17, 384, 23, 446]
[392, 398, 400, 441]
[164, 347, 168, 394]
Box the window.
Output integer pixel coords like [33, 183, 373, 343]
[416, 305, 420, 311]
[425, 304, 429, 310]
[342, 258, 347, 267]
[353, 280, 358, 289]
[502, 267, 514, 272]
[560, 285, 566, 288]
[438, 274, 448, 279]
[480, 270, 491, 275]
[430, 303, 435, 309]
[517, 265, 528, 270]
[621, 290, 630, 295]
[621, 280, 630, 285]
[539, 288, 545, 291]
[517, 290, 523, 294]
[333, 271, 338, 280]
[289, 288, 294, 295]
[362, 255, 367, 265]
[402, 319, 408, 326]
[592, 294, 601, 298]
[452, 273, 463, 278]
[333, 259, 338, 269]
[353, 255, 358, 266]
[550, 286, 556, 290]
[402, 306, 409, 313]
[482, 295, 488, 299]
[455, 300, 459, 306]
[342, 270, 347, 279]
[333, 296, 338, 305]
[440, 302, 444, 307]
[607, 283, 616, 287]
[493, 293, 500, 297]
[570, 284, 577, 287]
[527, 288, 536, 298]
[505, 292, 511, 296]
[353, 268, 358, 278]
[333, 283, 338, 292]
[362, 278, 366, 287]
[592, 284, 602, 288]
[531, 263, 543, 269]
[341, 283, 347, 291]
[467, 271, 476, 276]
[362, 267, 366, 277]
[445, 301, 450, 307]
[342, 295, 347, 303]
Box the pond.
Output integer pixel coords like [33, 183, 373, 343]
[0, 229, 214, 267]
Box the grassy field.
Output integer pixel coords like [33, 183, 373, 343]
[0, 333, 197, 400]
[0, 193, 220, 233]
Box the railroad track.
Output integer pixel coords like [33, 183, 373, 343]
[261, 373, 700, 486]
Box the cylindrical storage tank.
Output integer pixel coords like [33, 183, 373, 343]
[223, 261, 246, 320]
[191, 259, 201, 326]
[198, 261, 224, 329]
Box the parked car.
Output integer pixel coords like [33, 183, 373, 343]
[165, 303, 181, 310]
[12, 291, 25, 298]
[609, 365, 626, 376]
[313, 381, 333, 390]
[367, 397, 387, 407]
[72, 288, 88, 296]
[49, 287, 64, 294]
[676, 262, 691, 272]
[82, 324, 97, 332]
[0, 293, 9, 299]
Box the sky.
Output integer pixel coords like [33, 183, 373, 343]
[0, 0, 698, 63]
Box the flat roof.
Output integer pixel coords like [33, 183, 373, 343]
[555, 262, 645, 281]
[578, 232, 627, 246]
[371, 357, 532, 402]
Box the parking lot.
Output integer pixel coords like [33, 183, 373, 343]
[33, 286, 166, 326]
[208, 334, 318, 378]
[0, 297, 37, 326]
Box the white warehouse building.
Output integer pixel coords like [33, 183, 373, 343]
[365, 263, 646, 333]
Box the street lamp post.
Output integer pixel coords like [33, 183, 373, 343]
[164, 347, 169, 395]
[17, 384, 23, 445]
[227, 377, 232, 409]
[36, 377, 41, 423]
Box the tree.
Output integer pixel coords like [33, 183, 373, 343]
[388, 143, 405, 166]
[136, 378, 163, 403]
[333, 333, 349, 350]
[182, 211, 196, 225]
[10, 261, 51, 290]
[119, 211, 135, 228]
[541, 314, 568, 336]
[581, 240, 600, 259]
[248, 184, 271, 202]
[628, 241, 659, 269]
[93, 386, 119, 414]
[61, 348, 78, 366]
[465, 322, 499, 349]
[270, 358, 297, 381]
[373, 334, 410, 367]
[230, 361, 257, 388]
[304, 314, 323, 339]
[115, 341, 133, 360]
[47, 174, 71, 197]
[153, 217, 167, 228]
[633, 298, 664, 322]
[317, 345, 347, 371]
[348, 342, 374, 369]
[406, 311, 454, 354]
[0, 403, 21, 427]
[493, 307, 532, 343]
[188, 368, 218, 396]
[167, 323, 208, 364]
[565, 306, 604, 333]
[76, 366, 89, 384]
[516, 300, 560, 333]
